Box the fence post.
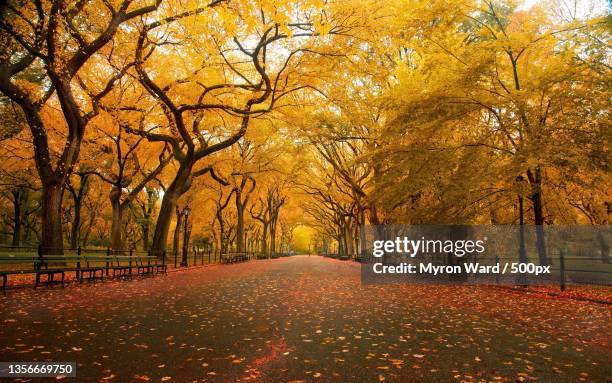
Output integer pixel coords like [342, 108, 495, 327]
[559, 249, 566, 292]
[77, 246, 82, 280]
[36, 244, 43, 271]
[129, 248, 133, 269]
[174, 249, 178, 269]
[105, 248, 110, 276]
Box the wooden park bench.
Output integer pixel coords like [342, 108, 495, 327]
[1, 255, 38, 290]
[110, 255, 133, 279]
[135, 255, 166, 276]
[1, 254, 94, 289]
[75, 255, 105, 282]
[34, 255, 105, 287]
[234, 252, 248, 262]
[220, 252, 249, 264]
[1, 250, 167, 290]
[35, 254, 105, 285]
[33, 256, 72, 288]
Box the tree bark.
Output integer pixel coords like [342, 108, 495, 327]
[10, 188, 26, 247]
[235, 190, 245, 253]
[173, 206, 183, 257]
[182, 214, 190, 266]
[150, 160, 192, 257]
[359, 209, 367, 257]
[269, 220, 277, 257]
[41, 183, 65, 255]
[142, 223, 150, 251]
[141, 189, 156, 251]
[261, 223, 268, 256]
[68, 174, 89, 249]
[528, 166, 548, 266]
[70, 198, 81, 249]
[110, 187, 124, 251]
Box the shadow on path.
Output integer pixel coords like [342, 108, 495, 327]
[1, 256, 609, 382]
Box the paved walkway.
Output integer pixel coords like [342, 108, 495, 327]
[1, 256, 609, 382]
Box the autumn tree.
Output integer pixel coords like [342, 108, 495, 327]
[0, 112, 40, 246]
[377, 0, 610, 263]
[84, 110, 170, 251]
[64, 169, 91, 249]
[0, 0, 163, 253]
[212, 185, 235, 254]
[124, 0, 361, 256]
[131, 186, 161, 250]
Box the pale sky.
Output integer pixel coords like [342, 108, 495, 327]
[519, 0, 609, 17]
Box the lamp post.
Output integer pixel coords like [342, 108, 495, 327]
[181, 206, 191, 267]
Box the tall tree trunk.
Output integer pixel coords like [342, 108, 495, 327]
[81, 210, 97, 248]
[528, 166, 548, 266]
[109, 187, 125, 251]
[359, 209, 367, 257]
[10, 188, 24, 247]
[142, 223, 150, 251]
[150, 161, 192, 257]
[343, 226, 350, 257]
[182, 212, 190, 266]
[41, 182, 65, 255]
[353, 221, 359, 258]
[345, 219, 354, 256]
[70, 198, 81, 249]
[141, 190, 155, 251]
[270, 221, 277, 257]
[261, 223, 268, 255]
[173, 206, 183, 257]
[68, 174, 88, 249]
[235, 190, 245, 252]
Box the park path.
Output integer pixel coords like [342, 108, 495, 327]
[0, 256, 610, 383]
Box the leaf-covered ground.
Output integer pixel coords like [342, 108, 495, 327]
[1, 256, 610, 382]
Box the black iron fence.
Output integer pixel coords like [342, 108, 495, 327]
[0, 245, 295, 274]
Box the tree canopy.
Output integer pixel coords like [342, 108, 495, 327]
[0, 0, 609, 257]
